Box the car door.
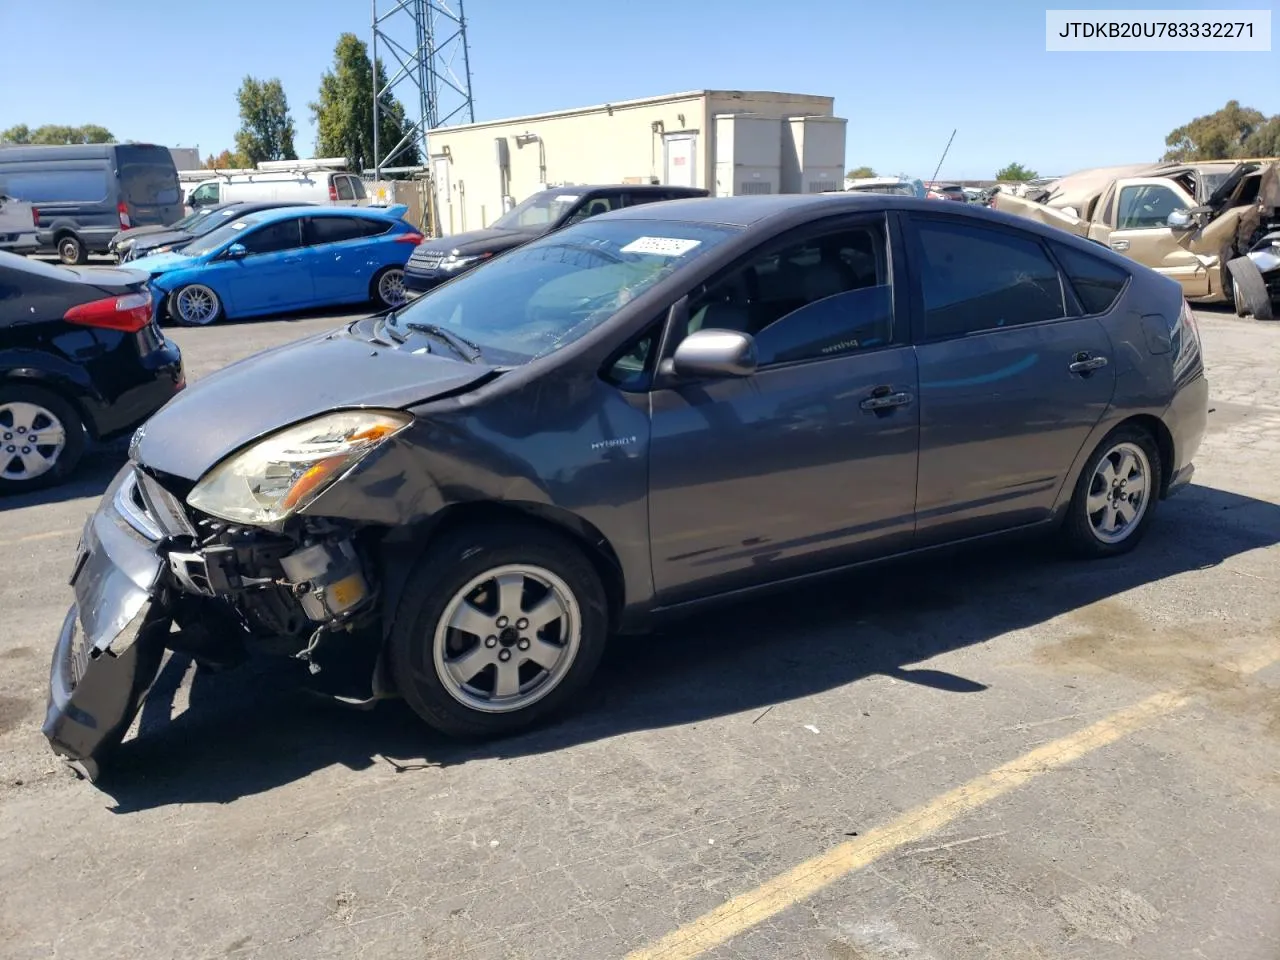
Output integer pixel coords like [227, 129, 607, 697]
[904, 213, 1117, 546]
[1088, 177, 1209, 298]
[218, 216, 314, 315]
[304, 215, 390, 303]
[646, 215, 920, 604]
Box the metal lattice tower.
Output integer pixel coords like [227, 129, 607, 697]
[371, 0, 475, 177]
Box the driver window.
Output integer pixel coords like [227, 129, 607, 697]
[567, 193, 623, 224]
[1117, 184, 1182, 230]
[669, 222, 894, 367]
[191, 183, 218, 204]
[911, 217, 1066, 340]
[238, 218, 303, 255]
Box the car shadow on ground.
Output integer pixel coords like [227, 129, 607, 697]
[93, 482, 1280, 811]
[161, 302, 380, 330]
[0, 444, 126, 513]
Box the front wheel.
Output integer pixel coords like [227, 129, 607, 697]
[1060, 425, 1161, 558]
[388, 525, 609, 738]
[169, 284, 223, 326]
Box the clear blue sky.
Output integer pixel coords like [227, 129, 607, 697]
[1, 0, 1275, 180]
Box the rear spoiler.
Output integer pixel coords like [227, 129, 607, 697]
[378, 203, 409, 220]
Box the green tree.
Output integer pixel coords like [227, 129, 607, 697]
[846, 166, 876, 179]
[233, 76, 297, 165]
[1163, 100, 1268, 161]
[995, 162, 1037, 181]
[1243, 116, 1280, 158]
[2, 124, 114, 144]
[204, 149, 250, 169]
[310, 33, 420, 172]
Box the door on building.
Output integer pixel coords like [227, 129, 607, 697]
[663, 134, 698, 188]
[432, 156, 453, 236]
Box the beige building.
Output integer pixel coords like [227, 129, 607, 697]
[424, 89, 847, 237]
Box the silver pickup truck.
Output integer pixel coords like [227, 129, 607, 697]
[0, 179, 37, 254]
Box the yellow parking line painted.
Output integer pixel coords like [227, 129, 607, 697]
[626, 649, 1280, 960]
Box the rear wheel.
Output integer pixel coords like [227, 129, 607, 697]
[389, 524, 609, 738]
[57, 234, 86, 266]
[0, 384, 85, 495]
[1060, 425, 1161, 558]
[169, 284, 223, 326]
[371, 266, 408, 309]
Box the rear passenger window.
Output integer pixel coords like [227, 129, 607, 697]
[350, 177, 368, 200]
[334, 176, 355, 201]
[911, 218, 1066, 340]
[1052, 243, 1129, 315]
[308, 217, 370, 244]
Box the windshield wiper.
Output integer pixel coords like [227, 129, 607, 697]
[403, 320, 483, 362]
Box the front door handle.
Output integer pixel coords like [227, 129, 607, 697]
[1109, 239, 1130, 251]
[860, 388, 914, 412]
[1069, 352, 1109, 374]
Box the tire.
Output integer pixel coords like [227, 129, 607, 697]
[0, 383, 86, 495]
[168, 284, 223, 326]
[371, 266, 408, 309]
[388, 523, 609, 739]
[57, 233, 86, 266]
[1060, 424, 1162, 559]
[1227, 257, 1274, 321]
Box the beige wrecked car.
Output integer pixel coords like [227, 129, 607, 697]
[993, 159, 1280, 320]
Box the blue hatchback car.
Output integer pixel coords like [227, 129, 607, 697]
[127, 205, 422, 325]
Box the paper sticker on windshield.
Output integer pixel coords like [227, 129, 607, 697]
[620, 236, 702, 257]
[554, 195, 581, 202]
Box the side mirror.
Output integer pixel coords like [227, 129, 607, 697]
[663, 329, 757, 380]
[1167, 209, 1194, 229]
[225, 242, 247, 259]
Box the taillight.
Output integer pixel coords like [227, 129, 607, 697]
[117, 200, 131, 229]
[32, 206, 39, 226]
[329, 179, 339, 201]
[64, 290, 152, 333]
[396, 231, 425, 244]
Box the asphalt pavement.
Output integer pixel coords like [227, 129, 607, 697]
[1, 306, 1278, 960]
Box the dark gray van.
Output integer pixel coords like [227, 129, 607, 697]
[0, 144, 182, 264]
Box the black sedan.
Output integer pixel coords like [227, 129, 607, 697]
[113, 201, 316, 263]
[404, 184, 707, 292]
[0, 252, 184, 493]
[42, 194, 1208, 780]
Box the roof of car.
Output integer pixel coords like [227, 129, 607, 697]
[232, 205, 400, 225]
[540, 184, 707, 195]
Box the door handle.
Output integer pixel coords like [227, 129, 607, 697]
[1109, 239, 1129, 251]
[860, 389, 914, 412]
[1068, 352, 1108, 374]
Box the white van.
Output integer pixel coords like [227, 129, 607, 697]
[185, 170, 368, 212]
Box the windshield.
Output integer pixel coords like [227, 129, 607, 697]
[491, 191, 584, 231]
[192, 205, 256, 237]
[386, 218, 738, 364]
[168, 209, 207, 232]
[179, 212, 270, 257]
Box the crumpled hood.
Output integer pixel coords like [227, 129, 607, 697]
[134, 322, 498, 480]
[128, 250, 199, 276]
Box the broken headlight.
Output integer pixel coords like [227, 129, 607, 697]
[187, 410, 412, 525]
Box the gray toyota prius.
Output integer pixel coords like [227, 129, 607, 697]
[43, 194, 1208, 779]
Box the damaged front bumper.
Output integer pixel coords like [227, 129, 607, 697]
[42, 463, 384, 781]
[43, 468, 173, 780]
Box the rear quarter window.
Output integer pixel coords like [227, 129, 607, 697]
[4, 168, 109, 203]
[1052, 243, 1130, 315]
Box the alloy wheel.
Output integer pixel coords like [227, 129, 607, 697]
[174, 285, 219, 325]
[1086, 441, 1151, 544]
[0, 401, 67, 482]
[433, 563, 582, 714]
[378, 268, 408, 306]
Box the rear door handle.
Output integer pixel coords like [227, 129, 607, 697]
[860, 389, 914, 411]
[1069, 353, 1109, 374]
[1109, 239, 1129, 251]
